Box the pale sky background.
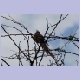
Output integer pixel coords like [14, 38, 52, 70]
[1, 14, 79, 66]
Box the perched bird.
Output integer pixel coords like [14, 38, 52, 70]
[32, 30, 55, 59]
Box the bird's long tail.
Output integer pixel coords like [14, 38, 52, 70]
[41, 43, 55, 59]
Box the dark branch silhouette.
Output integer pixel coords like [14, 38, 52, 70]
[1, 14, 79, 66]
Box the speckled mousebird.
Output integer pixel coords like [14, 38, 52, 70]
[32, 30, 55, 59]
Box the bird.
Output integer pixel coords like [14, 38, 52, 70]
[32, 30, 55, 59]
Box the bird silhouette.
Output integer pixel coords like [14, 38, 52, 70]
[32, 30, 55, 59]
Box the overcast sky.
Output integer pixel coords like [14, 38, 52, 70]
[1, 14, 79, 66]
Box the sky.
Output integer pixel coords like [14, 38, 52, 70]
[1, 14, 79, 66]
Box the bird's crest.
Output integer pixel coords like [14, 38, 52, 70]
[36, 30, 40, 34]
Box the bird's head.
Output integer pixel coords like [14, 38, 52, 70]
[36, 30, 40, 34]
